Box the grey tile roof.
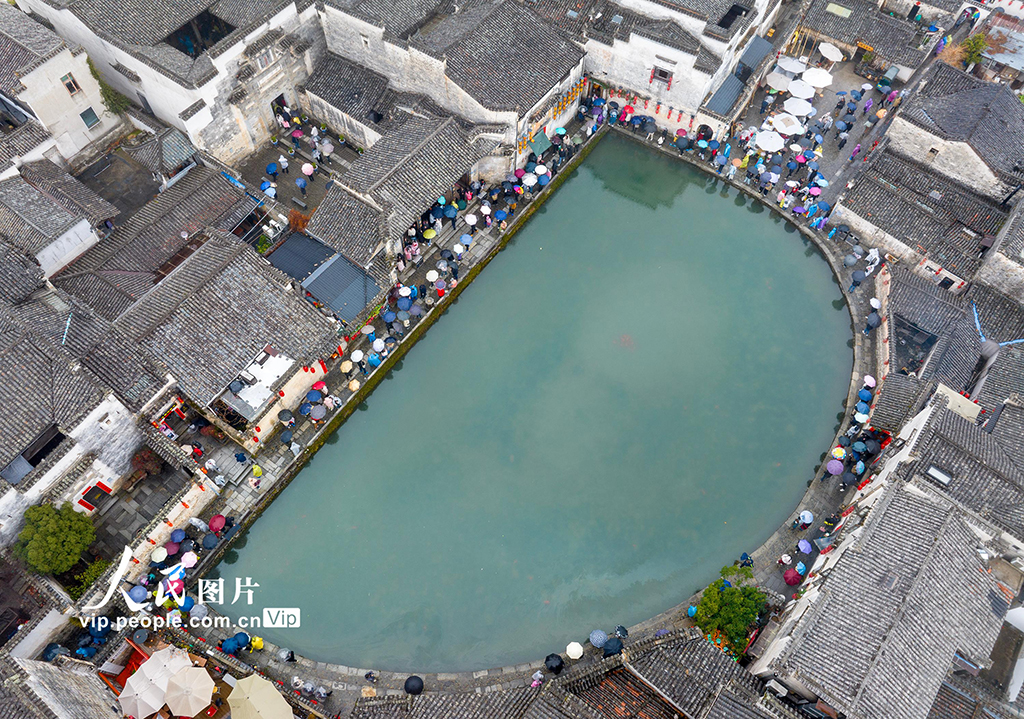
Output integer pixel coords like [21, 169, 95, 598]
[305, 185, 388, 268]
[926, 676, 1019, 719]
[841, 148, 1007, 281]
[0, 120, 53, 173]
[267, 231, 335, 281]
[351, 686, 540, 718]
[903, 63, 1024, 184]
[340, 112, 497, 243]
[801, 0, 928, 68]
[122, 128, 197, 175]
[114, 230, 336, 405]
[0, 240, 45, 305]
[302, 250, 384, 322]
[326, 0, 445, 39]
[0, 176, 82, 255]
[771, 481, 1007, 719]
[869, 372, 929, 433]
[53, 165, 254, 320]
[19, 160, 120, 225]
[409, 0, 585, 111]
[997, 208, 1024, 268]
[0, 305, 105, 476]
[303, 53, 392, 127]
[0, 3, 65, 95]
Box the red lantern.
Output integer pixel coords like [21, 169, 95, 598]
[656, 103, 661, 114]
[644, 99, 649, 108]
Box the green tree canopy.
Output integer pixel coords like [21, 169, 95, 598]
[961, 33, 988, 65]
[16, 502, 96, 575]
[693, 568, 767, 654]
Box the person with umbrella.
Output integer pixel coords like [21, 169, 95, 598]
[296, 176, 307, 197]
[837, 131, 849, 151]
[863, 311, 882, 335]
[849, 269, 866, 292]
[266, 162, 278, 180]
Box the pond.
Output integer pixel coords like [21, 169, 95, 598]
[215, 133, 852, 672]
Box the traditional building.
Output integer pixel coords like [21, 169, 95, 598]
[0, 4, 123, 173]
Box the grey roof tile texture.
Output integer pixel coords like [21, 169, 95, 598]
[773, 482, 1007, 719]
[19, 160, 120, 225]
[0, 176, 82, 255]
[801, 0, 927, 67]
[0, 3, 65, 95]
[122, 128, 197, 175]
[305, 185, 388, 268]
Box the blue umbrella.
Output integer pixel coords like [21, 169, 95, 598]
[593, 97, 606, 106]
[383, 311, 397, 323]
[630, 116, 643, 125]
[264, 187, 276, 198]
[307, 390, 322, 402]
[525, 162, 537, 172]
[814, 134, 823, 143]
[786, 161, 798, 170]
[696, 139, 708, 148]
[708, 140, 720, 149]
[538, 174, 550, 186]
[835, 121, 848, 131]
[171, 529, 186, 543]
[443, 205, 457, 218]
[397, 297, 412, 311]
[280, 429, 293, 444]
[437, 196, 446, 205]
[296, 177, 307, 189]
[771, 164, 782, 174]
[715, 154, 727, 165]
[851, 90, 862, 100]
[494, 210, 507, 221]
[202, 534, 218, 549]
[856, 401, 870, 414]
[459, 233, 472, 244]
[430, 206, 443, 219]
[846, 101, 857, 111]
[182, 596, 195, 611]
[299, 402, 312, 415]
[858, 388, 873, 401]
[589, 629, 608, 648]
[855, 460, 866, 475]
[266, 163, 277, 175]
[796, 562, 807, 575]
[687, 605, 697, 617]
[260, 180, 271, 191]
[836, 90, 847, 96]
[852, 441, 867, 453]
[807, 162, 819, 170]
[818, 201, 832, 212]
[129, 585, 147, 603]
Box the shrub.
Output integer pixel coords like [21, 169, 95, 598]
[68, 559, 111, 599]
[16, 503, 96, 575]
[693, 567, 767, 654]
[87, 58, 131, 115]
[961, 33, 988, 65]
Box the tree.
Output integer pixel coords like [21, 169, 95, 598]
[693, 567, 767, 654]
[15, 503, 96, 575]
[961, 33, 988, 66]
[68, 558, 111, 599]
[938, 42, 965, 68]
[288, 209, 311, 232]
[87, 58, 131, 115]
[130, 448, 163, 478]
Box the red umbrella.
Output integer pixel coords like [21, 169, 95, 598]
[514, 168, 525, 178]
[209, 515, 226, 532]
[675, 129, 687, 136]
[312, 381, 327, 391]
[164, 541, 179, 555]
[291, 129, 303, 138]
[784, 569, 802, 586]
[623, 105, 635, 114]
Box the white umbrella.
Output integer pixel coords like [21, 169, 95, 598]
[465, 213, 477, 225]
[802, 67, 833, 88]
[522, 173, 538, 187]
[453, 243, 465, 254]
[783, 98, 813, 116]
[764, 72, 791, 92]
[566, 641, 584, 659]
[479, 204, 491, 215]
[787, 79, 815, 99]
[165, 667, 215, 717]
[350, 349, 364, 362]
[777, 56, 807, 74]
[770, 114, 804, 136]
[372, 338, 385, 352]
[755, 131, 785, 152]
[425, 270, 439, 282]
[819, 42, 844, 62]
[360, 325, 374, 336]
[120, 647, 192, 718]
[229, 674, 293, 719]
[119, 677, 165, 718]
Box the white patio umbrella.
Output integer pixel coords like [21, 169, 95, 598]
[755, 131, 785, 152]
[764, 72, 791, 92]
[119, 647, 192, 718]
[229, 674, 292, 719]
[119, 677, 165, 718]
[771, 113, 805, 136]
[566, 641, 584, 659]
[787, 79, 816, 99]
[819, 42, 844, 62]
[165, 667, 215, 717]
[783, 98, 814, 116]
[802, 67, 833, 88]
[776, 56, 807, 74]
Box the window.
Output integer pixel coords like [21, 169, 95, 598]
[61, 73, 81, 95]
[652, 66, 673, 85]
[254, 48, 276, 71]
[927, 147, 939, 161]
[926, 465, 952, 485]
[80, 107, 100, 128]
[360, 34, 370, 48]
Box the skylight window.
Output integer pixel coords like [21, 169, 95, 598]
[926, 465, 952, 485]
[165, 10, 236, 57]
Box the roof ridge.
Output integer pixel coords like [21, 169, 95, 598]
[365, 115, 456, 193]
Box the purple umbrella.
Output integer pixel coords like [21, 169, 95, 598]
[826, 459, 844, 475]
[798, 539, 813, 554]
[435, 279, 446, 290]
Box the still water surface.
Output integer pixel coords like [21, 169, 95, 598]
[216, 135, 851, 671]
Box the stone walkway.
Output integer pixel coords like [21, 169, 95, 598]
[149, 122, 884, 718]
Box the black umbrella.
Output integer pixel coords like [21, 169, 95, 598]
[545, 653, 564, 674]
[771, 153, 785, 166]
[404, 676, 424, 695]
[202, 533, 218, 549]
[614, 625, 629, 638]
[180, 539, 195, 553]
[865, 439, 881, 454]
[841, 471, 857, 486]
[843, 113, 856, 124]
[278, 409, 293, 421]
[798, 136, 812, 148]
[771, 165, 782, 174]
[866, 312, 881, 327]
[837, 436, 851, 447]
[852, 270, 867, 282]
[280, 429, 293, 444]
[602, 637, 624, 657]
[440, 249, 454, 260]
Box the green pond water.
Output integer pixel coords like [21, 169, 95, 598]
[215, 134, 851, 672]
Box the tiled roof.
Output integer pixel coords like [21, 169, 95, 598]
[303, 251, 385, 322]
[267, 231, 335, 281]
[305, 185, 387, 268]
[0, 3, 65, 95]
[303, 53, 392, 127]
[801, 0, 928, 68]
[114, 231, 336, 405]
[122, 128, 197, 175]
[841, 148, 1007, 280]
[0, 120, 53, 172]
[772, 481, 1008, 719]
[326, 0, 445, 39]
[53, 166, 254, 320]
[869, 372, 929, 433]
[0, 176, 82, 255]
[410, 0, 585, 111]
[341, 112, 497, 243]
[997, 209, 1024, 268]
[19, 160, 120, 225]
[0, 305, 104, 476]
[902, 64, 1024, 184]
[0, 240, 45, 305]
[926, 677, 1018, 719]
[351, 687, 540, 718]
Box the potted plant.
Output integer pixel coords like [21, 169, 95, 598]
[301, 114, 308, 122]
[320, 123, 327, 132]
[270, 135, 278, 146]
[199, 424, 228, 443]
